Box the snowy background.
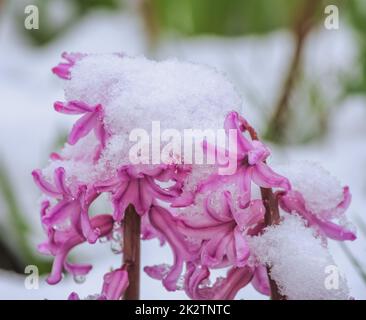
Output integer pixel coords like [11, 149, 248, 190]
[0, 0, 365, 299]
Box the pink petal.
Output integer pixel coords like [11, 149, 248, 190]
[101, 267, 129, 300]
[54, 167, 70, 195]
[68, 292, 80, 300]
[212, 266, 253, 299]
[144, 264, 170, 280]
[32, 170, 61, 197]
[54, 100, 94, 114]
[233, 227, 250, 267]
[315, 218, 356, 241]
[251, 162, 290, 190]
[251, 265, 270, 296]
[224, 112, 252, 154]
[68, 111, 98, 145]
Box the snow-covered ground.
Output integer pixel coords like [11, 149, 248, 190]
[0, 7, 365, 299]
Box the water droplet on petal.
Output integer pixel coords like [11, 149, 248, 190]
[85, 294, 101, 300]
[110, 240, 123, 254]
[176, 276, 185, 290]
[112, 230, 122, 242]
[73, 274, 86, 284]
[99, 236, 109, 243]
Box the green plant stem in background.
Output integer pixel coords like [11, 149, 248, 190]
[264, 0, 320, 143]
[137, 0, 160, 54]
[0, 162, 51, 274]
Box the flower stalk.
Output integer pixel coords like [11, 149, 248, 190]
[247, 123, 285, 300]
[123, 205, 141, 300]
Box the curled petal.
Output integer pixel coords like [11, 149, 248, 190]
[248, 140, 270, 165]
[42, 199, 79, 229]
[201, 231, 232, 267]
[54, 167, 70, 195]
[32, 170, 61, 197]
[68, 111, 99, 145]
[101, 267, 129, 300]
[233, 227, 250, 267]
[52, 52, 85, 79]
[171, 191, 194, 208]
[91, 214, 114, 236]
[337, 186, 352, 213]
[279, 191, 356, 241]
[212, 267, 253, 299]
[114, 180, 138, 219]
[224, 112, 252, 154]
[232, 199, 266, 229]
[144, 264, 170, 281]
[315, 218, 356, 241]
[40, 200, 51, 218]
[185, 263, 254, 300]
[80, 208, 100, 244]
[205, 192, 232, 223]
[141, 211, 164, 244]
[251, 162, 290, 190]
[251, 265, 270, 296]
[54, 101, 94, 114]
[177, 219, 233, 239]
[184, 263, 211, 299]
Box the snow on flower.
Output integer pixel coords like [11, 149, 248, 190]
[32, 52, 356, 300]
[249, 214, 350, 300]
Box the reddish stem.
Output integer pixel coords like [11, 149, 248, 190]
[247, 124, 286, 300]
[123, 205, 141, 300]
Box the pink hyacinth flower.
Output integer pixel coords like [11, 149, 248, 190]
[223, 112, 290, 191]
[177, 192, 265, 269]
[173, 112, 290, 208]
[95, 165, 182, 220]
[32, 167, 100, 243]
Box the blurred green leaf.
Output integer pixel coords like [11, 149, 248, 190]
[152, 0, 306, 37]
[0, 162, 51, 274]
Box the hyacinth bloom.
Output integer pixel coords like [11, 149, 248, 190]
[38, 210, 114, 285]
[173, 111, 291, 208]
[32, 52, 356, 300]
[94, 165, 182, 220]
[222, 112, 290, 191]
[177, 195, 265, 269]
[32, 167, 100, 244]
